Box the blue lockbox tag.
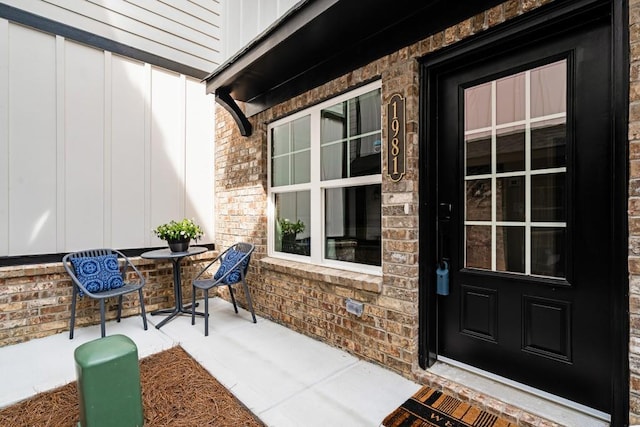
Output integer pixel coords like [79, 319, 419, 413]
[436, 261, 449, 296]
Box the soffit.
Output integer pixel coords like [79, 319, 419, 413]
[205, 0, 505, 117]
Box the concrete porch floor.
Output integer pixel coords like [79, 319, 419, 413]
[0, 297, 422, 426]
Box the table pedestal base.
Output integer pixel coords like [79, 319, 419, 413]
[151, 304, 204, 329]
[141, 247, 208, 329]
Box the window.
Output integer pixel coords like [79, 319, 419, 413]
[268, 82, 382, 272]
[464, 60, 567, 278]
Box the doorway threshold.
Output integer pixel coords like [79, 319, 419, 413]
[432, 357, 610, 427]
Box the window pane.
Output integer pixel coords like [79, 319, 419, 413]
[271, 124, 289, 156]
[532, 173, 565, 222]
[466, 179, 491, 221]
[325, 184, 381, 266]
[321, 103, 346, 143]
[465, 82, 491, 130]
[497, 176, 525, 222]
[496, 126, 525, 172]
[322, 137, 382, 180]
[350, 134, 382, 176]
[496, 72, 525, 125]
[531, 227, 565, 278]
[275, 191, 310, 256]
[321, 142, 344, 180]
[321, 89, 381, 181]
[292, 116, 311, 151]
[466, 133, 491, 176]
[272, 156, 289, 187]
[466, 225, 491, 269]
[531, 60, 566, 118]
[293, 151, 310, 184]
[496, 226, 524, 273]
[349, 90, 381, 134]
[271, 115, 310, 187]
[531, 119, 566, 170]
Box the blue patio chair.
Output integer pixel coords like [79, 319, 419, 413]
[63, 249, 148, 339]
[191, 242, 256, 336]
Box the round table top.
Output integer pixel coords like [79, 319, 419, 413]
[140, 246, 208, 260]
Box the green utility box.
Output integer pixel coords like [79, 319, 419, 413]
[74, 334, 144, 427]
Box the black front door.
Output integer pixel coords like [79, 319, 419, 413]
[427, 13, 614, 413]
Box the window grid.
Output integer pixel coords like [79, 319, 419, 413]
[271, 116, 311, 187]
[464, 68, 567, 277]
[321, 129, 381, 181]
[268, 81, 382, 275]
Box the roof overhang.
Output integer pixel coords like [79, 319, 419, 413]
[205, 0, 505, 135]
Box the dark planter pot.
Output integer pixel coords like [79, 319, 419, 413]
[282, 233, 297, 254]
[168, 238, 190, 253]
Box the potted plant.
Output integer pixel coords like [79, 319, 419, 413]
[278, 218, 305, 253]
[153, 218, 204, 252]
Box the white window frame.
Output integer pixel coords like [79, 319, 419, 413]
[267, 81, 382, 275]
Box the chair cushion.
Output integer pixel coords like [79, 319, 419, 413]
[214, 249, 248, 284]
[70, 254, 124, 295]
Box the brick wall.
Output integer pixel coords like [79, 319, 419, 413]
[0, 0, 634, 423]
[215, 0, 638, 423]
[0, 252, 215, 347]
[214, 0, 556, 374]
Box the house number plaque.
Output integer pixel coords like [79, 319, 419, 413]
[387, 93, 406, 182]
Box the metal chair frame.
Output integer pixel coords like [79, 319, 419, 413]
[191, 242, 256, 336]
[63, 248, 148, 339]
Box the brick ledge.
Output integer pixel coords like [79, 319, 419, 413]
[259, 257, 382, 293]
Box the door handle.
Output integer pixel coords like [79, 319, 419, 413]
[437, 202, 451, 265]
[437, 202, 451, 296]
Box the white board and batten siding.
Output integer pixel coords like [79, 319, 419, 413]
[221, 0, 300, 61]
[0, 0, 222, 75]
[0, 20, 215, 257]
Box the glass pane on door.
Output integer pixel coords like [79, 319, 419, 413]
[496, 125, 525, 172]
[463, 60, 567, 278]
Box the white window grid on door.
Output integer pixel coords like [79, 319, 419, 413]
[463, 63, 567, 277]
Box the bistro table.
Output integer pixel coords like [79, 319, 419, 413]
[141, 246, 208, 329]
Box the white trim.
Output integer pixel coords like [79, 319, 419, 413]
[143, 62, 152, 247]
[490, 80, 497, 271]
[525, 68, 532, 275]
[179, 73, 187, 217]
[310, 108, 321, 261]
[0, 18, 8, 256]
[55, 35, 66, 252]
[103, 50, 113, 247]
[466, 167, 567, 180]
[466, 221, 566, 227]
[317, 175, 382, 189]
[464, 113, 567, 137]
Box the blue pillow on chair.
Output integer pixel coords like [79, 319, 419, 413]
[214, 249, 248, 284]
[71, 254, 124, 295]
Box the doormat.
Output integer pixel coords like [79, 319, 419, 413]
[382, 386, 516, 427]
[0, 345, 265, 427]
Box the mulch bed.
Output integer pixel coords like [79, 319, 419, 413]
[0, 346, 265, 427]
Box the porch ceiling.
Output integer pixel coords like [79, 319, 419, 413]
[204, 0, 505, 118]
